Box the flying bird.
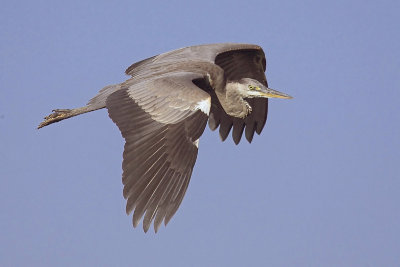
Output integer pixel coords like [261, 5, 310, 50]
[38, 43, 292, 232]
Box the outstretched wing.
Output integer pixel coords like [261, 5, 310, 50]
[106, 72, 210, 232]
[125, 43, 262, 77]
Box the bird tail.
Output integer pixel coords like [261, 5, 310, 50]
[37, 84, 121, 129]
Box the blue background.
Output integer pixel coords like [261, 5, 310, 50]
[1, 0, 399, 266]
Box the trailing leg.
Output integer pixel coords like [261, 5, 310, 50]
[37, 106, 100, 129]
[38, 83, 121, 129]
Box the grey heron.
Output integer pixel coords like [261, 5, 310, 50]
[38, 43, 292, 232]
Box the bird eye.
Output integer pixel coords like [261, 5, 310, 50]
[248, 85, 254, 89]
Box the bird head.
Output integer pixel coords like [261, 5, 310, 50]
[236, 78, 292, 99]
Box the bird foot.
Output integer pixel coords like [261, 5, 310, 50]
[245, 102, 252, 115]
[37, 109, 72, 129]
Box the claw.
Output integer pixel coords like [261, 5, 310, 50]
[37, 109, 72, 129]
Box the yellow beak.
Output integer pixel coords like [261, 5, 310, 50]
[260, 87, 293, 99]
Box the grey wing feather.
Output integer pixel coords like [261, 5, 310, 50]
[125, 43, 262, 76]
[106, 72, 210, 232]
[87, 84, 122, 108]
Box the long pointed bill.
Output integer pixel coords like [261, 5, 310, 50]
[260, 87, 293, 99]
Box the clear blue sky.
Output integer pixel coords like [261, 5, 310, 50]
[1, 0, 399, 266]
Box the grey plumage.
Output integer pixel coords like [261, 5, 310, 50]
[38, 43, 292, 232]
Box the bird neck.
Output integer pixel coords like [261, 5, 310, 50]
[215, 82, 251, 118]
